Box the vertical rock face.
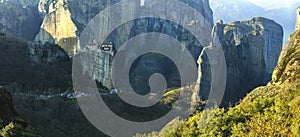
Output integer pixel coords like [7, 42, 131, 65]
[30, 0, 213, 90]
[255, 18, 284, 83]
[80, 43, 114, 89]
[198, 17, 283, 106]
[125, 0, 213, 92]
[35, 0, 79, 56]
[35, 0, 121, 56]
[0, 0, 42, 40]
[35, 0, 213, 56]
[69, 0, 214, 89]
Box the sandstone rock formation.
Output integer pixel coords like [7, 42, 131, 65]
[198, 17, 283, 106]
[35, 0, 79, 56]
[1, 0, 214, 90]
[72, 0, 214, 90]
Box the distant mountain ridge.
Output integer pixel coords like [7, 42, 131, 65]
[210, 0, 299, 44]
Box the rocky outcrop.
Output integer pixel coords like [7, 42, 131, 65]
[0, 0, 42, 40]
[35, 0, 122, 56]
[70, 0, 214, 89]
[243, 7, 300, 105]
[160, 9, 300, 136]
[271, 8, 300, 85]
[198, 17, 283, 106]
[35, 0, 79, 56]
[244, 18, 283, 83]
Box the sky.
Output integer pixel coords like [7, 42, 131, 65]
[245, 0, 300, 9]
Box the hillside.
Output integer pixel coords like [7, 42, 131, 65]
[152, 8, 300, 137]
[0, 35, 72, 93]
[0, 1, 298, 136]
[0, 87, 39, 137]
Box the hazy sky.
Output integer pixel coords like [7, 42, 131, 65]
[245, 0, 300, 9]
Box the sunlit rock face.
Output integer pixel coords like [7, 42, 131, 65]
[35, 0, 79, 56]
[54, 0, 213, 90]
[2, 0, 213, 90]
[198, 17, 283, 106]
[35, 0, 122, 56]
[271, 7, 300, 85]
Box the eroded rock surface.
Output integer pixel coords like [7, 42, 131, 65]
[0, 0, 42, 40]
[198, 17, 283, 106]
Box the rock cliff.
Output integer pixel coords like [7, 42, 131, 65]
[0, 0, 42, 40]
[159, 9, 300, 136]
[35, 0, 79, 56]
[0, 0, 214, 89]
[198, 17, 283, 106]
[66, 0, 214, 89]
[243, 7, 300, 102]
[270, 7, 300, 86]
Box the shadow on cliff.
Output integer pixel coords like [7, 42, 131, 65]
[0, 30, 72, 93]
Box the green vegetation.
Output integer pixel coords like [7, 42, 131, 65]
[1, 123, 40, 137]
[0, 35, 72, 93]
[101, 94, 172, 122]
[167, 85, 300, 136]
[138, 80, 300, 137]
[0, 87, 40, 137]
[138, 28, 300, 137]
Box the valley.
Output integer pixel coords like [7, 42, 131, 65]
[0, 0, 299, 137]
